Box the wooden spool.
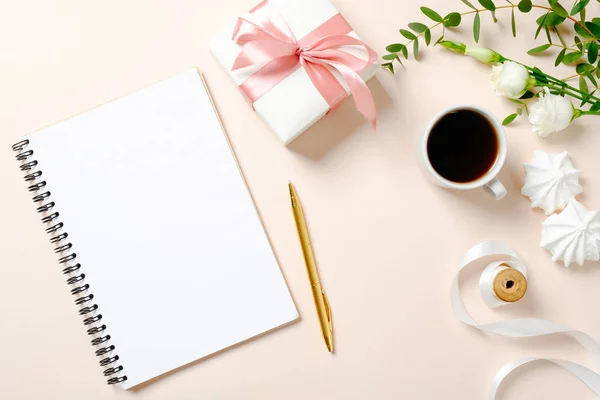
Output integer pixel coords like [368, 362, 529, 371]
[493, 266, 527, 303]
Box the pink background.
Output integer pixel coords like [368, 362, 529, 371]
[1, 0, 600, 399]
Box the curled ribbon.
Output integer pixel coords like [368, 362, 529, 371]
[231, 0, 377, 129]
[452, 241, 600, 399]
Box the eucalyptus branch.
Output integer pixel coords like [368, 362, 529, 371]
[382, 0, 600, 75]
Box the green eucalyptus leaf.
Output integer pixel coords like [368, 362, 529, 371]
[474, 12, 481, 42]
[511, 8, 517, 37]
[400, 29, 417, 40]
[385, 43, 404, 53]
[580, 75, 589, 95]
[575, 22, 594, 37]
[544, 26, 553, 43]
[587, 71, 598, 87]
[424, 28, 431, 46]
[553, 27, 566, 46]
[527, 44, 551, 54]
[518, 0, 533, 12]
[413, 38, 419, 60]
[589, 41, 599, 63]
[575, 36, 583, 50]
[444, 12, 462, 27]
[576, 63, 595, 73]
[408, 22, 428, 33]
[551, 2, 568, 18]
[382, 54, 399, 60]
[517, 108, 523, 115]
[479, 0, 497, 21]
[571, 0, 591, 16]
[478, 0, 496, 11]
[509, 98, 525, 105]
[382, 62, 394, 74]
[591, 102, 600, 112]
[502, 113, 518, 126]
[593, 18, 600, 25]
[585, 21, 600, 36]
[420, 7, 443, 22]
[535, 15, 547, 39]
[564, 51, 583, 63]
[536, 12, 566, 26]
[581, 7, 587, 22]
[555, 48, 567, 66]
[462, 0, 477, 9]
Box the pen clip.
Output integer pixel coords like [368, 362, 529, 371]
[322, 291, 332, 331]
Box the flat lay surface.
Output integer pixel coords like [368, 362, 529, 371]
[2, 0, 600, 399]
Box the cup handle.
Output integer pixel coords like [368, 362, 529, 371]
[483, 178, 507, 200]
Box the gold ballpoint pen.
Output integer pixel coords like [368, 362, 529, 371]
[288, 182, 334, 353]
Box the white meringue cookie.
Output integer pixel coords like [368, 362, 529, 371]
[522, 151, 583, 215]
[541, 200, 600, 267]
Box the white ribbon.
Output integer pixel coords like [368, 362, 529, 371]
[452, 241, 600, 399]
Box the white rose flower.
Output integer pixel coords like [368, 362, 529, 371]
[491, 61, 535, 99]
[528, 88, 574, 137]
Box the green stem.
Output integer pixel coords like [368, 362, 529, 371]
[539, 81, 597, 104]
[562, 68, 598, 82]
[513, 62, 600, 102]
[549, 43, 578, 52]
[580, 110, 600, 115]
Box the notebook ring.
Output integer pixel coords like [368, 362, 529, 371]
[91, 335, 111, 345]
[107, 376, 128, 384]
[24, 171, 42, 181]
[74, 294, 94, 305]
[79, 304, 98, 315]
[103, 366, 123, 376]
[54, 243, 73, 253]
[62, 263, 81, 274]
[99, 355, 118, 366]
[33, 192, 51, 202]
[37, 201, 55, 213]
[13, 139, 128, 385]
[42, 212, 60, 224]
[66, 273, 85, 284]
[70, 284, 89, 295]
[95, 345, 115, 356]
[50, 232, 68, 243]
[83, 315, 103, 325]
[20, 160, 38, 171]
[87, 324, 107, 335]
[28, 181, 46, 191]
[46, 222, 63, 233]
[11, 139, 29, 152]
[16, 150, 34, 161]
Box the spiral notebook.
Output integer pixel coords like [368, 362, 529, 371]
[11, 69, 298, 389]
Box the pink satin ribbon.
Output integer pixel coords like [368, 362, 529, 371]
[231, 0, 377, 129]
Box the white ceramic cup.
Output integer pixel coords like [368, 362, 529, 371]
[420, 105, 507, 200]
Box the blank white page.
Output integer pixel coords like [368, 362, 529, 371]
[26, 69, 298, 389]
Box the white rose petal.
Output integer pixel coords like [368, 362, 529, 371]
[528, 88, 574, 137]
[490, 61, 533, 99]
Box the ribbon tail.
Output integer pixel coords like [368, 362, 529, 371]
[330, 62, 377, 130]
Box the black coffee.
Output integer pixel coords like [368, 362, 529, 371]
[427, 109, 499, 183]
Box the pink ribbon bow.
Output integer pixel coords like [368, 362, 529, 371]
[231, 0, 377, 129]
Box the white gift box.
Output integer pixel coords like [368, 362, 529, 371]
[210, 0, 378, 145]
